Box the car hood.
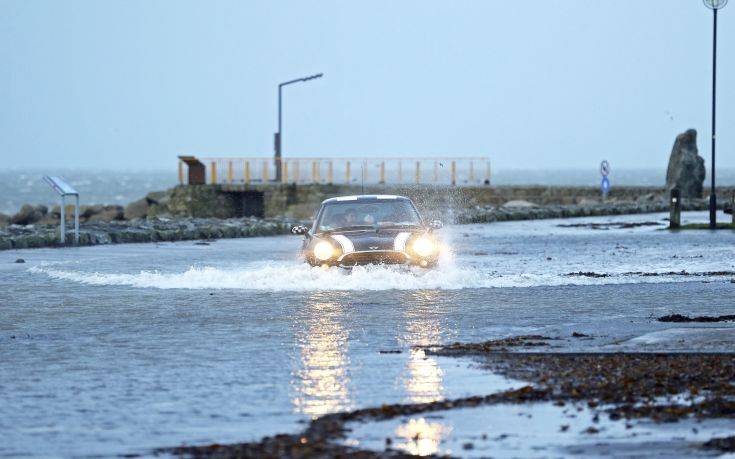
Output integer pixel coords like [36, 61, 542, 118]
[324, 228, 421, 253]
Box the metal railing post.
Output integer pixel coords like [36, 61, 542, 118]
[60, 196, 66, 244]
[451, 161, 456, 186]
[380, 161, 385, 184]
[178, 160, 184, 185]
[398, 161, 403, 183]
[295, 160, 301, 184]
[74, 195, 79, 245]
[262, 160, 269, 182]
[345, 161, 351, 184]
[415, 161, 420, 184]
[327, 161, 333, 184]
[469, 161, 475, 182]
[210, 161, 217, 184]
[227, 161, 233, 183]
[433, 161, 438, 182]
[485, 160, 491, 185]
[282, 160, 289, 184]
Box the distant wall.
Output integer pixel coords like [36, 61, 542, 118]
[163, 184, 735, 220]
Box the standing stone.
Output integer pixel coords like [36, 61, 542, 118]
[665, 129, 705, 198]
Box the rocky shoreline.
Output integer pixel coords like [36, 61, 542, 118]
[0, 217, 299, 250]
[0, 197, 723, 251]
[454, 198, 711, 224]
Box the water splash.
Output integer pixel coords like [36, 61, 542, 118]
[28, 261, 730, 291]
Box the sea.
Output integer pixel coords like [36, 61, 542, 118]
[2, 167, 735, 215]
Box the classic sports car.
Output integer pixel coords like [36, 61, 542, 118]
[291, 195, 443, 268]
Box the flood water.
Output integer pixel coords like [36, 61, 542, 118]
[2, 211, 734, 457]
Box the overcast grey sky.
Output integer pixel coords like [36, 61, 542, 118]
[0, 0, 733, 171]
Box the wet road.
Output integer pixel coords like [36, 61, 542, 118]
[1, 211, 734, 457]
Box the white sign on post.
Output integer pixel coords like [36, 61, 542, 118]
[599, 160, 610, 199]
[42, 176, 80, 245]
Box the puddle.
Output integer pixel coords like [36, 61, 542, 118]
[341, 400, 733, 457]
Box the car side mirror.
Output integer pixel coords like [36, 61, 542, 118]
[291, 225, 309, 235]
[429, 220, 443, 230]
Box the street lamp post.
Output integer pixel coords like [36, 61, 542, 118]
[704, 0, 727, 228]
[274, 73, 323, 181]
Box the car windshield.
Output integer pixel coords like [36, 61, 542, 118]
[317, 200, 422, 232]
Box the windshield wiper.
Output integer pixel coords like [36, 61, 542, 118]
[377, 223, 421, 229]
[323, 225, 375, 233]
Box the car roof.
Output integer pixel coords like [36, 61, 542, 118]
[321, 195, 411, 204]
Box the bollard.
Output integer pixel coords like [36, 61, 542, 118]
[669, 188, 681, 229]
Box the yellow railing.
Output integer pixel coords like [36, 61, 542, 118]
[179, 156, 491, 186]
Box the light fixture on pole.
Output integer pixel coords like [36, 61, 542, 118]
[703, 0, 727, 228]
[274, 73, 324, 182]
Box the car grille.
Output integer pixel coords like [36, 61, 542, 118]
[339, 251, 408, 266]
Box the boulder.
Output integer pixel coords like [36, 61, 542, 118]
[124, 198, 149, 220]
[81, 205, 106, 220]
[87, 205, 124, 222]
[503, 200, 537, 208]
[665, 129, 706, 198]
[10, 204, 47, 225]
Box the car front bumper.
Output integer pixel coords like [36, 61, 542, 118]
[307, 250, 437, 268]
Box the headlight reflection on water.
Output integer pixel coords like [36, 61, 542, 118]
[291, 292, 352, 417]
[395, 418, 453, 457]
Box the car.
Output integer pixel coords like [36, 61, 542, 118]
[291, 195, 443, 268]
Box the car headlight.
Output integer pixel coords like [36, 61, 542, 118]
[313, 240, 336, 261]
[411, 236, 436, 258]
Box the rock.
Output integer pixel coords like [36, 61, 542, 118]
[15, 258, 25, 263]
[666, 129, 706, 198]
[124, 198, 149, 220]
[80, 205, 106, 220]
[10, 204, 47, 225]
[0, 213, 9, 227]
[48, 204, 78, 220]
[86, 205, 124, 222]
[503, 200, 537, 208]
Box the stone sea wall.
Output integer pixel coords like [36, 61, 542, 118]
[455, 199, 711, 224]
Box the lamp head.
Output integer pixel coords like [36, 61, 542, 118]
[704, 0, 728, 10]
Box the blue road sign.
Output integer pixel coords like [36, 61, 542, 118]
[601, 176, 610, 194]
